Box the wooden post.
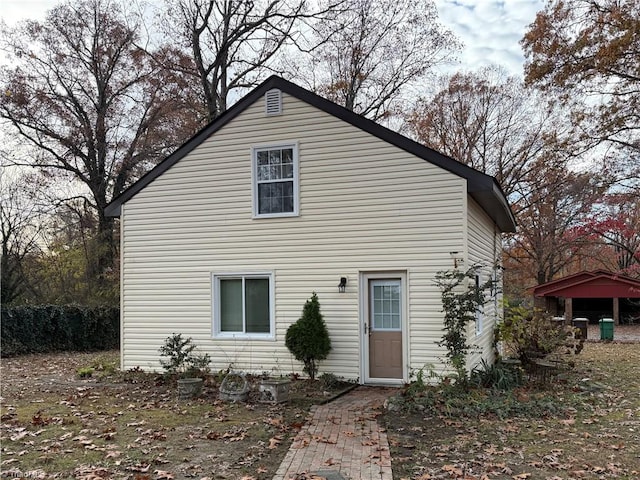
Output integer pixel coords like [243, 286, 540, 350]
[544, 296, 555, 314]
[613, 297, 619, 325]
[565, 297, 573, 322]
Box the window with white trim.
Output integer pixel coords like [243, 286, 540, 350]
[252, 144, 298, 217]
[213, 273, 274, 339]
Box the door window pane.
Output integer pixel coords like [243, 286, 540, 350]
[371, 281, 401, 331]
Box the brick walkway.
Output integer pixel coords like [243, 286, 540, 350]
[273, 386, 395, 480]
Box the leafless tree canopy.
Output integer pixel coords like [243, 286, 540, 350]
[0, 0, 199, 275]
[160, 0, 313, 122]
[408, 69, 559, 199]
[291, 0, 460, 121]
[0, 169, 46, 304]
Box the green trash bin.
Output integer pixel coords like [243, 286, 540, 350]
[599, 318, 614, 341]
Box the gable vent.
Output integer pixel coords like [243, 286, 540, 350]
[265, 89, 282, 115]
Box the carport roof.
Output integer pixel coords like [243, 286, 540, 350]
[532, 270, 640, 299]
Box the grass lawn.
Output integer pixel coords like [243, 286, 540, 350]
[2, 342, 638, 480]
[384, 342, 640, 479]
[0, 351, 351, 479]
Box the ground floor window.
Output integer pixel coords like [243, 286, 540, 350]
[213, 273, 274, 339]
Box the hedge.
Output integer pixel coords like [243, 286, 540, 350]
[1, 305, 119, 357]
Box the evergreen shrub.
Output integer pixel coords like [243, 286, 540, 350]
[285, 292, 331, 380]
[0, 305, 119, 356]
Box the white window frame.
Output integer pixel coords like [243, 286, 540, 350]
[369, 279, 402, 332]
[212, 272, 275, 340]
[251, 142, 299, 218]
[475, 273, 484, 335]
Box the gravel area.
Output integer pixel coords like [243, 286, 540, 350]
[586, 323, 640, 342]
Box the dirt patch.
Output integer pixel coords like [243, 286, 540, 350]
[0, 351, 353, 479]
[383, 342, 640, 479]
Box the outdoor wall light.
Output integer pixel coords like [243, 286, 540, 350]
[338, 277, 347, 293]
[449, 251, 464, 269]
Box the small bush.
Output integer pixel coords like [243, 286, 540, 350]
[90, 355, 119, 375]
[497, 304, 569, 365]
[404, 364, 439, 398]
[285, 293, 331, 380]
[77, 367, 94, 378]
[470, 359, 523, 390]
[319, 372, 339, 389]
[435, 267, 496, 387]
[159, 333, 211, 379]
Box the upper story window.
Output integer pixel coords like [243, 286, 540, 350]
[252, 143, 299, 218]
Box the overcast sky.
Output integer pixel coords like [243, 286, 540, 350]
[1, 0, 544, 77]
[434, 0, 544, 76]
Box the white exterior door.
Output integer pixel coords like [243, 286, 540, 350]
[361, 272, 407, 383]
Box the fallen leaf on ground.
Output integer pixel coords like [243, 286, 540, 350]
[154, 471, 173, 480]
[268, 436, 281, 449]
[442, 464, 462, 476]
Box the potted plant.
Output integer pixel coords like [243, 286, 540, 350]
[159, 333, 211, 400]
[219, 371, 250, 402]
[259, 375, 290, 404]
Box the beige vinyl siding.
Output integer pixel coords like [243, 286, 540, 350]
[120, 92, 468, 379]
[466, 198, 503, 371]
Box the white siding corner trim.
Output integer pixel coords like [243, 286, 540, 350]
[475, 273, 484, 336]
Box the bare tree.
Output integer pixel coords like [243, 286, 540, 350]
[0, 0, 199, 281]
[160, 0, 325, 122]
[506, 158, 609, 287]
[0, 167, 46, 304]
[408, 68, 563, 199]
[407, 68, 617, 295]
[292, 0, 460, 121]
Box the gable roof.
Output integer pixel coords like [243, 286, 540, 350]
[105, 76, 517, 232]
[531, 270, 601, 296]
[532, 270, 640, 298]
